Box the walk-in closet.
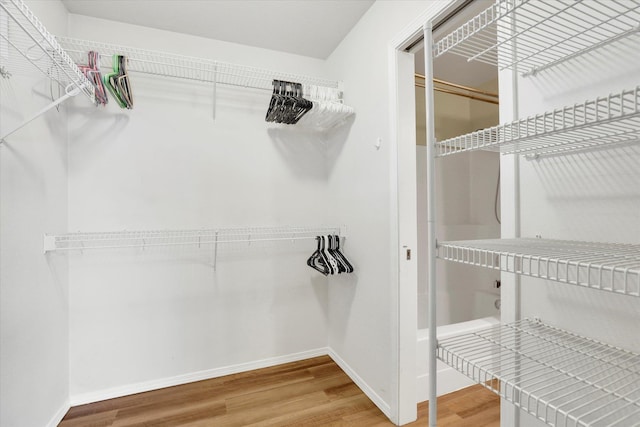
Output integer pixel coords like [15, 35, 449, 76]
[1, 1, 639, 426]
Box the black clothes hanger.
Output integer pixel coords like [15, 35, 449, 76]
[321, 235, 339, 274]
[307, 236, 330, 276]
[332, 235, 354, 273]
[326, 235, 346, 273]
[265, 80, 312, 125]
[306, 235, 354, 275]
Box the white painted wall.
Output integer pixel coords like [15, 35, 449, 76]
[0, 2, 70, 426]
[323, 1, 452, 421]
[65, 14, 338, 403]
[500, 33, 640, 427]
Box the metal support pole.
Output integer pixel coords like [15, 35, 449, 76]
[0, 86, 80, 142]
[213, 231, 219, 271]
[212, 65, 217, 120]
[424, 21, 438, 427]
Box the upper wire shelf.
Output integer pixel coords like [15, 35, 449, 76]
[437, 238, 640, 297]
[435, 86, 640, 157]
[433, 0, 640, 77]
[44, 225, 346, 253]
[56, 36, 342, 94]
[438, 318, 640, 427]
[0, 0, 94, 100]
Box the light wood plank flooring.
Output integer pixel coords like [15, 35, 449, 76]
[59, 355, 499, 426]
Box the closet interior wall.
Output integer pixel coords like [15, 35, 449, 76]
[499, 26, 640, 427]
[64, 13, 335, 403]
[0, 2, 70, 426]
[323, 1, 432, 419]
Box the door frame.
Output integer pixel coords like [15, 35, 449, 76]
[387, 1, 468, 424]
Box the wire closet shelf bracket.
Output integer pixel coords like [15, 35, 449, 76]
[0, 0, 95, 141]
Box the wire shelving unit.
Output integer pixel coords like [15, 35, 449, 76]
[56, 36, 341, 93]
[44, 225, 345, 253]
[425, 2, 640, 426]
[435, 86, 640, 157]
[438, 319, 640, 427]
[0, 0, 95, 140]
[437, 238, 640, 297]
[433, 0, 640, 77]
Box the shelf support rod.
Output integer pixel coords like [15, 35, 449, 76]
[212, 64, 217, 120]
[213, 231, 219, 271]
[0, 85, 83, 142]
[424, 20, 438, 427]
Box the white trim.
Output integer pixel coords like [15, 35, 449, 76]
[69, 348, 328, 406]
[46, 399, 70, 427]
[328, 348, 392, 419]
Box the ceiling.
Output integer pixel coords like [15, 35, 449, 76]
[61, 0, 375, 59]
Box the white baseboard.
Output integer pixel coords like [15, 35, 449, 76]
[327, 348, 391, 419]
[46, 399, 70, 427]
[70, 347, 329, 406]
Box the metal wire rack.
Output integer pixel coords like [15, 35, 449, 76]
[435, 86, 640, 157]
[56, 36, 341, 93]
[433, 0, 640, 77]
[438, 318, 640, 427]
[437, 238, 640, 297]
[0, 0, 95, 140]
[43, 225, 346, 253]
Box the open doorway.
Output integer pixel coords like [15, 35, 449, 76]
[414, 44, 501, 330]
[407, 0, 502, 405]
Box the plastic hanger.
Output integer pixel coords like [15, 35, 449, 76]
[117, 55, 134, 108]
[327, 235, 349, 273]
[321, 235, 339, 274]
[103, 55, 134, 109]
[332, 235, 353, 273]
[103, 55, 127, 108]
[307, 236, 330, 276]
[265, 80, 312, 125]
[78, 51, 108, 106]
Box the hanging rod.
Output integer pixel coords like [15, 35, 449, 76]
[43, 225, 347, 253]
[415, 73, 498, 98]
[415, 81, 499, 105]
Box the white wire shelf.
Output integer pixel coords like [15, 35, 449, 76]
[435, 86, 640, 157]
[0, 0, 95, 141]
[437, 238, 640, 297]
[56, 36, 341, 93]
[433, 0, 640, 77]
[438, 318, 640, 427]
[0, 0, 94, 100]
[43, 225, 346, 253]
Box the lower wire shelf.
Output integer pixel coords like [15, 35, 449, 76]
[437, 319, 640, 427]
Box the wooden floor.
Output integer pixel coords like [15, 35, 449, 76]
[60, 356, 499, 426]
